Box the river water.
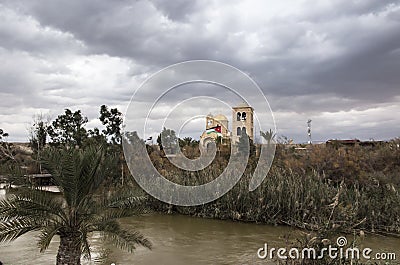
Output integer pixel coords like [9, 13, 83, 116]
[1, 190, 399, 264]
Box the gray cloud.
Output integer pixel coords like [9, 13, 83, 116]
[0, 0, 399, 142]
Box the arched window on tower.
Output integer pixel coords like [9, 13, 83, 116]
[242, 127, 247, 135]
[242, 112, 247, 121]
[237, 127, 241, 136]
[237, 112, 241, 121]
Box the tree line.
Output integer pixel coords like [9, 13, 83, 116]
[29, 105, 123, 151]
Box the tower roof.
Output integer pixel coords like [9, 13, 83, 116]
[237, 101, 249, 107]
[233, 101, 253, 110]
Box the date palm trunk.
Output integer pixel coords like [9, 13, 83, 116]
[56, 232, 82, 265]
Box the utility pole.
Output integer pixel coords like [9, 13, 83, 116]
[307, 119, 312, 144]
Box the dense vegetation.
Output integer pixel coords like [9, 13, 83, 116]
[148, 139, 400, 237]
[1, 106, 399, 237]
[1, 105, 399, 264]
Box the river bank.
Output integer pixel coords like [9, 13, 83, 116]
[149, 167, 400, 237]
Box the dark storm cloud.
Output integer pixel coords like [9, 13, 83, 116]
[5, 0, 399, 101]
[2, 0, 192, 64]
[150, 0, 207, 21]
[303, 0, 397, 21]
[241, 1, 400, 103]
[0, 0, 399, 141]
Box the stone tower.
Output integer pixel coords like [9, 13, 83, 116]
[232, 102, 254, 143]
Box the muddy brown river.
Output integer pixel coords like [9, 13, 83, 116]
[1, 190, 399, 264]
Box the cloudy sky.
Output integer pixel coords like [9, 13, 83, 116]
[0, 0, 399, 143]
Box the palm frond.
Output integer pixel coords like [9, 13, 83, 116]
[106, 194, 149, 209]
[76, 146, 104, 202]
[0, 191, 66, 223]
[0, 217, 43, 242]
[41, 148, 77, 207]
[42, 145, 114, 209]
[100, 221, 152, 252]
[37, 223, 63, 252]
[76, 189, 150, 230]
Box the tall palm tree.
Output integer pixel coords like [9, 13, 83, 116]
[0, 145, 151, 265]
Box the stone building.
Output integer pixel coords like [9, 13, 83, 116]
[199, 113, 230, 148]
[231, 102, 254, 144]
[200, 102, 254, 147]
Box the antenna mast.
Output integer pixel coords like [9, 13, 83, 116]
[307, 119, 312, 144]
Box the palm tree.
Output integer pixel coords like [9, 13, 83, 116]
[0, 145, 151, 265]
[260, 129, 276, 145]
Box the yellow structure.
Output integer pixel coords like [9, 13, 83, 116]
[200, 102, 254, 147]
[206, 114, 229, 136]
[199, 113, 229, 147]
